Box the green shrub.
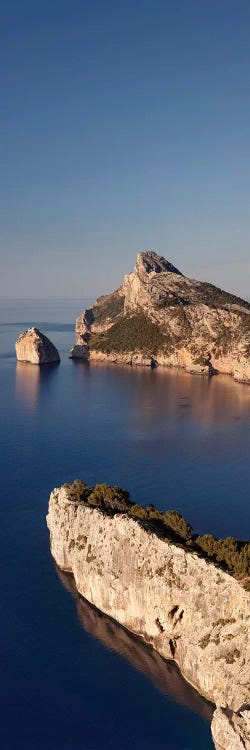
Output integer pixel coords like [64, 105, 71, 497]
[129, 504, 148, 520]
[62, 480, 249, 581]
[195, 534, 250, 579]
[163, 510, 193, 540]
[195, 534, 217, 558]
[90, 313, 170, 355]
[62, 479, 90, 503]
[92, 292, 124, 324]
[87, 484, 131, 512]
[196, 282, 250, 311]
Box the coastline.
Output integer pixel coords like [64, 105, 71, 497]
[71, 349, 250, 388]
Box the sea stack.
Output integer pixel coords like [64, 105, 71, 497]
[15, 327, 60, 364]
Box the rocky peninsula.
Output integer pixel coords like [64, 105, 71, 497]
[70, 250, 250, 383]
[16, 327, 60, 364]
[47, 480, 250, 750]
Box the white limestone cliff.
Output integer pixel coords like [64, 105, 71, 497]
[47, 485, 250, 750]
[211, 707, 250, 750]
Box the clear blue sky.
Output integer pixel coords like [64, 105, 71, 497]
[1, 0, 250, 299]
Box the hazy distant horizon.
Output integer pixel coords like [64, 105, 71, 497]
[0, 255, 249, 302]
[1, 1, 250, 299]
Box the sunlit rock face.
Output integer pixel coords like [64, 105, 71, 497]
[72, 250, 250, 383]
[211, 706, 250, 750]
[15, 327, 60, 364]
[57, 567, 214, 726]
[47, 486, 250, 750]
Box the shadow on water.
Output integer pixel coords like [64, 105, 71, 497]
[15, 361, 60, 410]
[57, 567, 214, 726]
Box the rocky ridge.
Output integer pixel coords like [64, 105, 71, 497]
[70, 251, 250, 383]
[47, 483, 250, 750]
[15, 327, 60, 364]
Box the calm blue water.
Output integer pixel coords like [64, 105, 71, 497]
[1, 299, 250, 750]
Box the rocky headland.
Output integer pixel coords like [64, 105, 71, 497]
[70, 251, 250, 383]
[15, 327, 60, 364]
[47, 480, 250, 750]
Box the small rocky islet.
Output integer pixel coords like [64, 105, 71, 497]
[47, 479, 250, 750]
[15, 327, 60, 364]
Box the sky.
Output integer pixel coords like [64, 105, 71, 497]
[1, 0, 250, 299]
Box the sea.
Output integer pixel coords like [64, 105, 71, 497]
[1, 298, 250, 750]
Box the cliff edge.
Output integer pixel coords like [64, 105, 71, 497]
[70, 250, 250, 382]
[47, 482, 250, 750]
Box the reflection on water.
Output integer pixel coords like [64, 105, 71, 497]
[57, 568, 214, 725]
[74, 361, 250, 430]
[127, 372, 250, 443]
[15, 361, 60, 410]
[15, 353, 250, 423]
[134, 370, 250, 430]
[15, 362, 41, 409]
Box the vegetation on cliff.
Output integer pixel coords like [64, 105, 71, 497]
[62, 480, 250, 583]
[193, 281, 250, 311]
[92, 291, 124, 324]
[90, 313, 172, 354]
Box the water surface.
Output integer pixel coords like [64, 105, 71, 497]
[1, 298, 249, 750]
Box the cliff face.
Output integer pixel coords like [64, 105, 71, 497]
[70, 251, 250, 383]
[47, 486, 250, 750]
[57, 568, 214, 725]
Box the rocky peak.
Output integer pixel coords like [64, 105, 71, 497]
[135, 251, 182, 278]
[72, 249, 250, 383]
